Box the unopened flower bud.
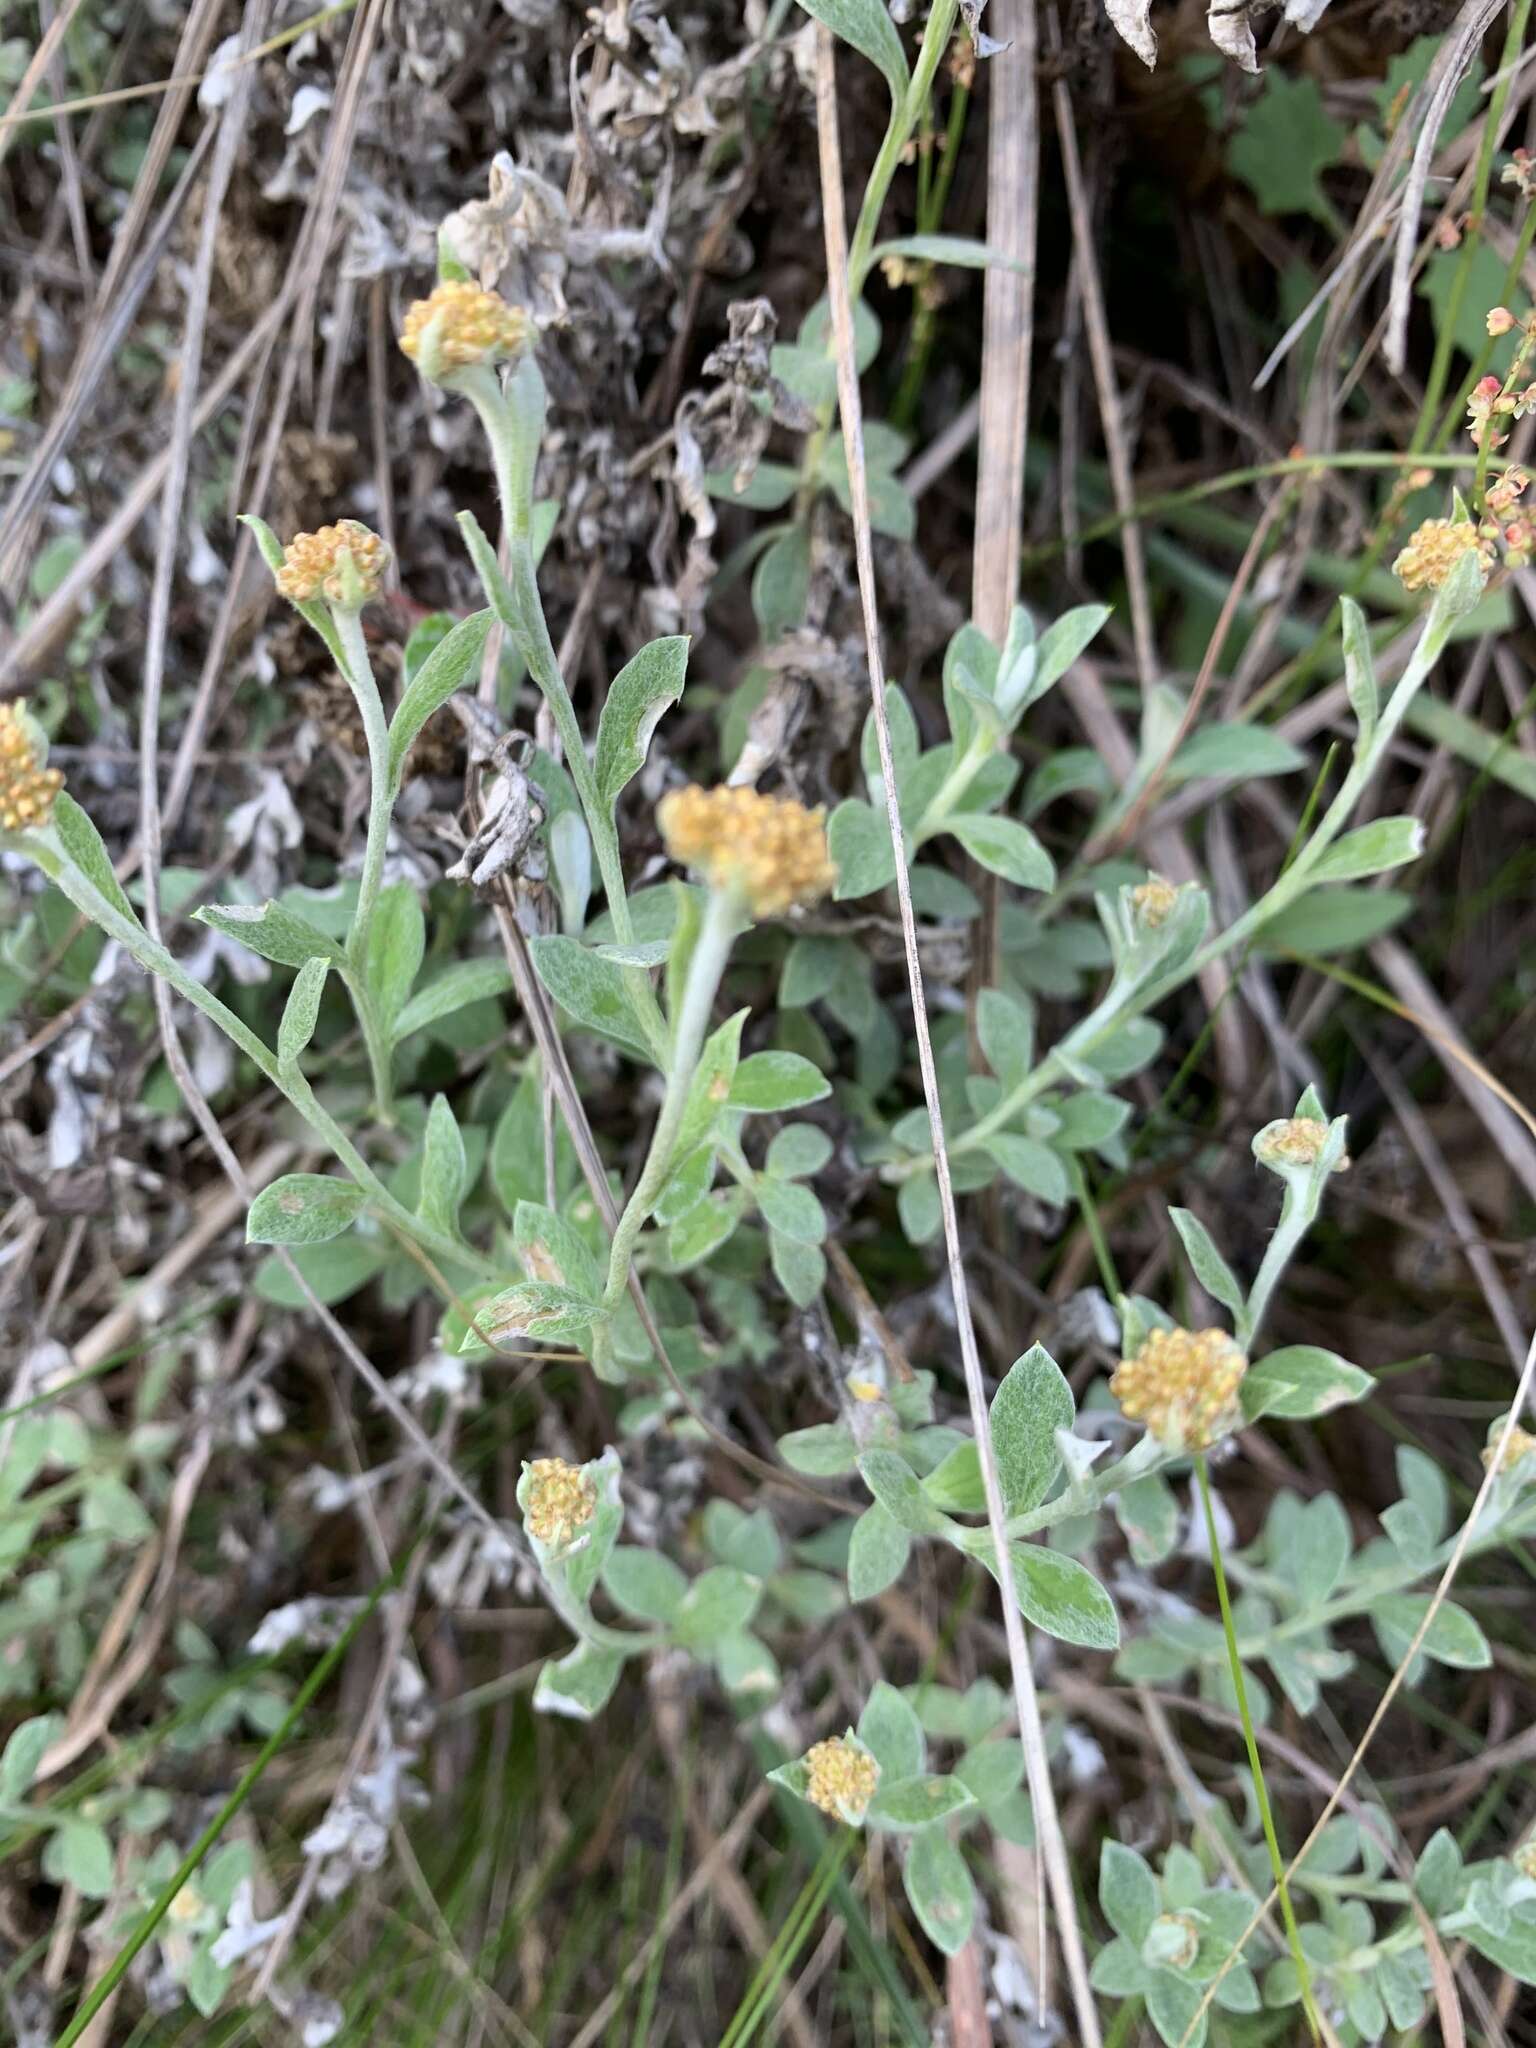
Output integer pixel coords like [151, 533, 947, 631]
[1487, 306, 1517, 337]
[1255, 1116, 1348, 1173]
[1143, 1912, 1202, 1971]
[1130, 875, 1179, 929]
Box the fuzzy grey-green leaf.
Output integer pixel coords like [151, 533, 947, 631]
[594, 635, 689, 809]
[247, 1174, 364, 1247]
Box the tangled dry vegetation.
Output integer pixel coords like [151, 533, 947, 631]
[3, 2, 1536, 2045]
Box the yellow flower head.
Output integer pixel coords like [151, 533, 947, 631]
[1482, 1418, 1536, 1476]
[398, 281, 531, 375]
[0, 700, 64, 832]
[657, 784, 837, 917]
[1393, 518, 1493, 593]
[523, 1457, 597, 1551]
[274, 521, 389, 608]
[804, 1736, 879, 1823]
[1514, 1840, 1536, 1882]
[1260, 1116, 1349, 1172]
[1131, 875, 1179, 929]
[1111, 1326, 1248, 1453]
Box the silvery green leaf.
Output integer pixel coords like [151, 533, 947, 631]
[529, 934, 652, 1059]
[0, 1713, 62, 1803]
[954, 1737, 1023, 1807]
[706, 461, 801, 508]
[730, 1050, 830, 1112]
[828, 796, 898, 900]
[1090, 1936, 1150, 1995]
[702, 1500, 782, 1577]
[1240, 1345, 1372, 1421]
[246, 1174, 364, 1247]
[858, 1681, 925, 1782]
[1413, 1827, 1463, 1916]
[752, 525, 811, 640]
[715, 1628, 780, 1698]
[253, 1236, 387, 1309]
[920, 1440, 985, 1515]
[1146, 1968, 1208, 2048]
[42, 1820, 115, 1898]
[948, 813, 1055, 892]
[535, 1640, 625, 1720]
[1050, 1090, 1130, 1151]
[655, 1145, 716, 1227]
[860, 683, 921, 800]
[902, 1826, 976, 1955]
[1024, 745, 1112, 819]
[363, 883, 425, 1030]
[1311, 815, 1425, 883]
[52, 794, 139, 929]
[594, 636, 688, 810]
[390, 959, 514, 1044]
[471, 1281, 604, 1349]
[1340, 597, 1378, 743]
[986, 1133, 1068, 1204]
[514, 1200, 602, 1297]
[594, 939, 670, 967]
[779, 1422, 858, 1476]
[1381, 1498, 1434, 1569]
[897, 1170, 943, 1245]
[1169, 1208, 1245, 1322]
[780, 933, 848, 1007]
[766, 1124, 833, 1179]
[194, 898, 345, 971]
[1018, 602, 1111, 713]
[1167, 724, 1306, 784]
[1100, 1839, 1159, 1943]
[1372, 1594, 1490, 1672]
[385, 610, 494, 787]
[1292, 1492, 1351, 1604]
[848, 1502, 912, 1600]
[1397, 1443, 1449, 1544]
[990, 1345, 1074, 1515]
[794, 0, 908, 97]
[1255, 885, 1414, 956]
[976, 986, 1034, 1088]
[277, 955, 329, 1066]
[550, 809, 592, 933]
[601, 1545, 688, 1623]
[418, 1095, 466, 1236]
[866, 232, 1025, 275]
[867, 1775, 975, 1831]
[972, 1535, 1120, 1649]
[672, 1566, 762, 1649]
[770, 1229, 826, 1305]
[675, 1010, 745, 1159]
[859, 1450, 960, 1537]
[755, 1175, 826, 1245]
[667, 1191, 743, 1270]
[1115, 1472, 1180, 1566]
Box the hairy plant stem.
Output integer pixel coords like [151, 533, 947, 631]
[29, 826, 498, 1287]
[847, 0, 960, 290]
[1195, 1453, 1320, 2042]
[456, 361, 668, 1064]
[331, 604, 398, 1121]
[598, 884, 739, 1316]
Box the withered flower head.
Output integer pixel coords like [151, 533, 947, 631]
[398, 280, 531, 375]
[1110, 1326, 1248, 1453]
[0, 701, 64, 832]
[1393, 518, 1493, 593]
[804, 1736, 879, 1823]
[522, 1457, 597, 1551]
[274, 521, 389, 608]
[657, 784, 837, 917]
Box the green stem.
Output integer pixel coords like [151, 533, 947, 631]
[458, 362, 668, 1064]
[847, 0, 960, 290]
[599, 885, 739, 1314]
[332, 605, 398, 1120]
[1194, 1453, 1319, 2043]
[31, 830, 500, 1286]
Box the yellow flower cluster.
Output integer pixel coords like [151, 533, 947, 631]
[1111, 1326, 1248, 1453]
[657, 784, 837, 917]
[1515, 1840, 1536, 1882]
[523, 1457, 597, 1549]
[1392, 518, 1493, 593]
[0, 701, 64, 832]
[1482, 1420, 1536, 1475]
[274, 521, 389, 607]
[804, 1737, 879, 1822]
[1262, 1116, 1348, 1171]
[398, 281, 531, 373]
[1131, 875, 1179, 928]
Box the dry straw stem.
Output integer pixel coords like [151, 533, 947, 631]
[813, 27, 1101, 2045]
